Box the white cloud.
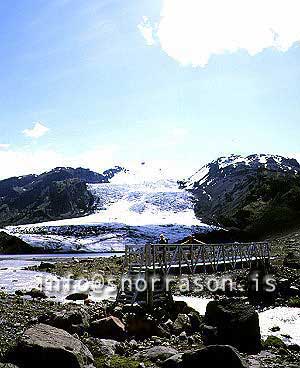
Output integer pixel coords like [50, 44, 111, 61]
[22, 122, 49, 138]
[138, 16, 156, 46]
[139, 0, 300, 67]
[0, 144, 10, 150]
[0, 145, 120, 179]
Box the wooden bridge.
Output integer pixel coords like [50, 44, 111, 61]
[124, 242, 271, 275]
[116, 242, 271, 307]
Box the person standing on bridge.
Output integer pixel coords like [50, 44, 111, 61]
[158, 234, 169, 245]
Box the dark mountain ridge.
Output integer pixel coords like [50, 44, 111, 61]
[0, 166, 125, 227]
[183, 154, 300, 237]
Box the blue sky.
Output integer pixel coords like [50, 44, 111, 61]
[0, 0, 300, 179]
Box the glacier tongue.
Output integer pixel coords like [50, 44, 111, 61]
[7, 173, 213, 252]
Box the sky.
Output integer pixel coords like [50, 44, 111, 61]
[1, 0, 300, 179]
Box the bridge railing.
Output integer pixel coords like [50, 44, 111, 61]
[124, 242, 271, 275]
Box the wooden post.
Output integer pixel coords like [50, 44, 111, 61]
[178, 246, 182, 275]
[222, 245, 226, 271]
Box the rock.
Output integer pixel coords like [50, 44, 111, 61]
[126, 316, 168, 338]
[82, 337, 118, 357]
[15, 290, 24, 297]
[89, 316, 125, 340]
[7, 323, 94, 368]
[289, 286, 300, 297]
[41, 309, 90, 335]
[25, 288, 47, 299]
[0, 364, 20, 368]
[247, 270, 277, 304]
[161, 353, 184, 368]
[283, 252, 300, 270]
[288, 344, 300, 353]
[129, 340, 138, 349]
[179, 332, 187, 341]
[270, 326, 280, 332]
[134, 346, 178, 363]
[187, 336, 195, 344]
[66, 292, 89, 301]
[203, 299, 261, 353]
[182, 345, 248, 368]
[38, 262, 55, 270]
[201, 324, 218, 345]
[173, 314, 192, 335]
[187, 311, 203, 333]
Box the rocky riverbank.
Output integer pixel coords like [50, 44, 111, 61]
[27, 255, 124, 285]
[0, 290, 299, 368]
[1, 233, 300, 368]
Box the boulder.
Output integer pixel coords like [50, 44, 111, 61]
[126, 316, 169, 338]
[201, 324, 218, 345]
[82, 338, 118, 357]
[66, 292, 89, 301]
[134, 346, 178, 363]
[89, 316, 125, 340]
[187, 311, 203, 333]
[247, 270, 277, 304]
[38, 262, 55, 270]
[7, 323, 94, 368]
[173, 314, 192, 335]
[161, 353, 183, 368]
[182, 345, 248, 368]
[40, 309, 90, 335]
[25, 288, 47, 299]
[283, 252, 300, 270]
[203, 299, 261, 353]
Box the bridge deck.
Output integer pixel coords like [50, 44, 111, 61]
[117, 242, 271, 307]
[124, 242, 271, 275]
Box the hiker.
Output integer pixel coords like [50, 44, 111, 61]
[158, 234, 169, 245]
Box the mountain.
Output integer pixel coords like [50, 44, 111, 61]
[182, 154, 300, 236]
[0, 166, 125, 227]
[0, 231, 40, 254]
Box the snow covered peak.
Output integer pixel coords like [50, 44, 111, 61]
[184, 154, 300, 190]
[216, 154, 300, 171]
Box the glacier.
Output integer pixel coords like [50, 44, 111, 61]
[6, 165, 213, 252]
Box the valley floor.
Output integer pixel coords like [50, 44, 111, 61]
[0, 229, 300, 367]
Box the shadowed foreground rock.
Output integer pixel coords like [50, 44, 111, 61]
[182, 345, 248, 368]
[6, 324, 94, 368]
[40, 308, 90, 335]
[161, 345, 248, 368]
[135, 346, 178, 363]
[203, 299, 261, 353]
[89, 316, 125, 340]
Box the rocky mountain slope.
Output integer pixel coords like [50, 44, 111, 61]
[182, 154, 300, 236]
[0, 231, 39, 254]
[0, 166, 124, 227]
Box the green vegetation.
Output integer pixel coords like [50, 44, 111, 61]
[95, 355, 142, 368]
[262, 336, 287, 350]
[288, 296, 300, 308]
[230, 172, 300, 236]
